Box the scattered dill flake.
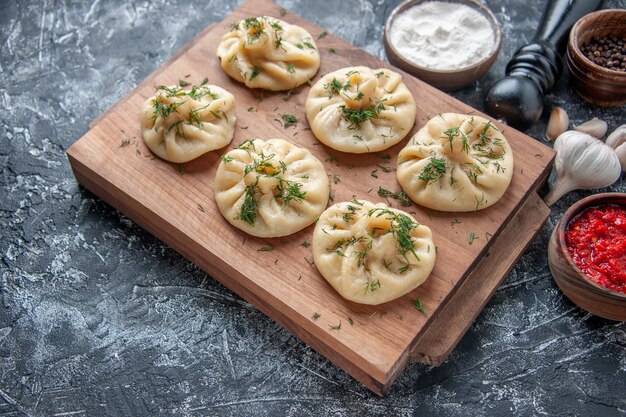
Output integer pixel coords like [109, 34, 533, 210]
[370, 170, 378, 178]
[178, 164, 185, 176]
[301, 240, 310, 248]
[376, 164, 392, 173]
[325, 156, 336, 163]
[418, 157, 446, 182]
[317, 31, 327, 40]
[468, 232, 477, 245]
[280, 113, 298, 128]
[303, 39, 316, 49]
[340, 102, 385, 128]
[197, 204, 205, 213]
[333, 174, 340, 184]
[236, 184, 259, 225]
[379, 153, 391, 160]
[304, 256, 314, 266]
[200, 77, 209, 85]
[451, 218, 461, 225]
[414, 296, 428, 316]
[306, 79, 312, 86]
[286, 64, 296, 73]
[311, 312, 321, 320]
[249, 66, 261, 82]
[247, 106, 255, 112]
[179, 79, 191, 87]
[348, 317, 354, 326]
[136, 148, 141, 156]
[258, 246, 273, 252]
[329, 321, 342, 330]
[119, 139, 131, 148]
[329, 47, 336, 53]
[295, 43, 304, 49]
[377, 187, 411, 207]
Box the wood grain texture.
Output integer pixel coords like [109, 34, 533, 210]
[66, 0, 554, 395]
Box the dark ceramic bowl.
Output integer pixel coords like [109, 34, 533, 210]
[383, 0, 501, 91]
[548, 193, 626, 321]
[567, 9, 626, 106]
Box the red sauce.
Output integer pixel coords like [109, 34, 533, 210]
[565, 204, 626, 294]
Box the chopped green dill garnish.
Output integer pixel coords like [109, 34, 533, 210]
[375, 71, 385, 78]
[475, 193, 486, 210]
[119, 139, 131, 148]
[249, 66, 261, 82]
[221, 155, 234, 163]
[280, 113, 297, 128]
[333, 174, 340, 184]
[329, 47, 336, 53]
[451, 218, 461, 225]
[368, 208, 420, 263]
[258, 246, 274, 251]
[236, 184, 259, 225]
[306, 79, 312, 86]
[329, 321, 342, 330]
[302, 39, 316, 49]
[152, 98, 183, 120]
[200, 77, 209, 85]
[340, 102, 385, 129]
[414, 296, 428, 316]
[243, 17, 265, 41]
[418, 157, 447, 182]
[468, 232, 476, 245]
[317, 31, 327, 40]
[179, 79, 190, 87]
[301, 241, 310, 248]
[377, 187, 412, 207]
[479, 121, 495, 144]
[312, 312, 321, 320]
[286, 64, 296, 73]
[324, 77, 343, 95]
[467, 169, 478, 183]
[197, 204, 205, 213]
[276, 180, 306, 205]
[370, 169, 378, 178]
[376, 164, 392, 173]
[247, 106, 255, 112]
[348, 317, 354, 326]
[295, 43, 304, 49]
[364, 279, 381, 294]
[269, 20, 283, 32]
[342, 204, 360, 222]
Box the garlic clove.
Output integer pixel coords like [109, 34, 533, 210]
[574, 117, 608, 139]
[546, 107, 569, 141]
[615, 142, 626, 172]
[545, 130, 621, 206]
[606, 124, 626, 149]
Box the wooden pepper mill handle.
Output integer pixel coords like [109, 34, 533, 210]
[485, 0, 603, 130]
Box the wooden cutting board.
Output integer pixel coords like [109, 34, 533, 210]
[67, 0, 554, 395]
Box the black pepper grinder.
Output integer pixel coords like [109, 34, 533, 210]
[484, 0, 603, 130]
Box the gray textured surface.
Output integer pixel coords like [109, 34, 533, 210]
[1, 0, 626, 416]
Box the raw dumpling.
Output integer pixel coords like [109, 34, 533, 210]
[140, 84, 236, 163]
[396, 113, 514, 212]
[312, 200, 436, 305]
[215, 138, 329, 237]
[305, 66, 416, 153]
[217, 16, 321, 91]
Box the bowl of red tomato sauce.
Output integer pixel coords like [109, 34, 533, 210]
[548, 193, 626, 321]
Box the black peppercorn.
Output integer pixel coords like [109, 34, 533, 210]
[582, 36, 626, 72]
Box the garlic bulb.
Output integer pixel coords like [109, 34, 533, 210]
[544, 131, 621, 206]
[574, 117, 607, 139]
[546, 107, 569, 141]
[606, 125, 626, 171]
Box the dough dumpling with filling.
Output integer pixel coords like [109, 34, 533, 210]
[217, 16, 320, 91]
[305, 66, 416, 153]
[140, 84, 236, 163]
[312, 200, 435, 305]
[215, 138, 329, 237]
[396, 113, 514, 212]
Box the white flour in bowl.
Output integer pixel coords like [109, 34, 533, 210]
[388, 1, 496, 70]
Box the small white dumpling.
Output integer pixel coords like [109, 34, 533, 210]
[140, 85, 236, 163]
[396, 113, 514, 212]
[312, 200, 436, 305]
[215, 138, 329, 237]
[305, 66, 416, 153]
[217, 16, 320, 91]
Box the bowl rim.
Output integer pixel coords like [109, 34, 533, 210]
[568, 8, 626, 76]
[556, 192, 626, 300]
[383, 0, 502, 74]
